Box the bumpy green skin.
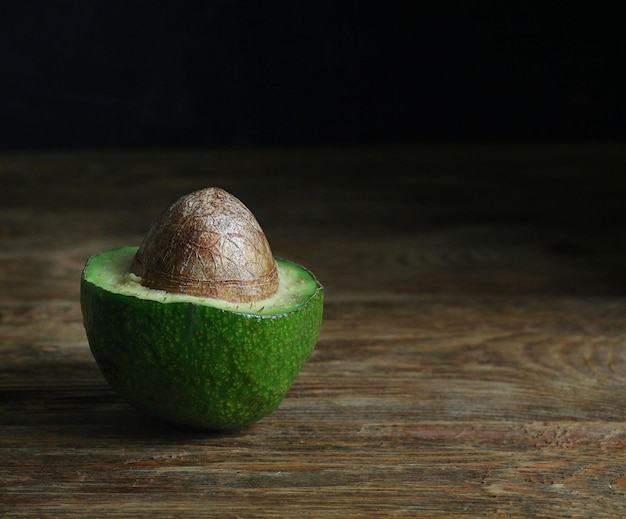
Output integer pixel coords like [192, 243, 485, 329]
[80, 258, 323, 430]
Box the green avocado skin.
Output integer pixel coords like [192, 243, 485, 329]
[80, 272, 323, 430]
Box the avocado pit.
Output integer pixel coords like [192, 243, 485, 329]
[131, 187, 279, 302]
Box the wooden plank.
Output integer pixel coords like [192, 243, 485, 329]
[2, 144, 626, 517]
[2, 294, 626, 516]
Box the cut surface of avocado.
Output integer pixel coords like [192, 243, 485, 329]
[84, 246, 320, 316]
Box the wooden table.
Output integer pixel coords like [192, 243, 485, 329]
[2, 143, 626, 517]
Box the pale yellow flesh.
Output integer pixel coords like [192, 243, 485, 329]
[85, 247, 319, 316]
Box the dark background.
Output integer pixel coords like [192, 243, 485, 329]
[1, 2, 624, 150]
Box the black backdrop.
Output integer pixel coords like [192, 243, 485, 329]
[1, 2, 624, 149]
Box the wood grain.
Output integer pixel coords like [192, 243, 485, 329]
[2, 143, 626, 517]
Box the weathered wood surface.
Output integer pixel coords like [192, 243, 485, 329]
[2, 143, 626, 517]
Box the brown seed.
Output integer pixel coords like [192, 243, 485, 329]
[131, 187, 279, 302]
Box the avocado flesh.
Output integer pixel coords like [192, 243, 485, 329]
[86, 246, 319, 315]
[80, 246, 323, 430]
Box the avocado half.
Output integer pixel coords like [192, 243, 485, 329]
[80, 246, 323, 430]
